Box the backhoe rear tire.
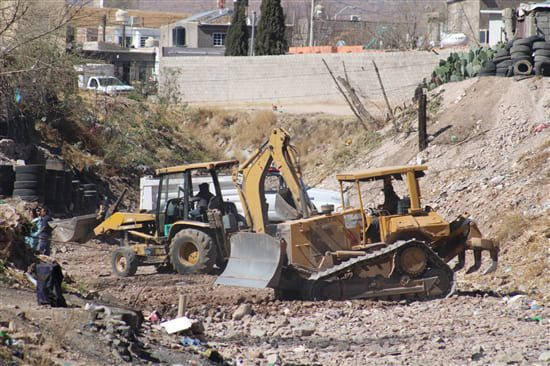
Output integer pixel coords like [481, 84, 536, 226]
[112, 247, 139, 277]
[170, 229, 216, 274]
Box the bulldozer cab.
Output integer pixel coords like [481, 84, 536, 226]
[336, 165, 435, 244]
[155, 160, 239, 238]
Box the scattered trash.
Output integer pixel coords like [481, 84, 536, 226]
[503, 294, 525, 307]
[146, 310, 160, 323]
[160, 316, 193, 334]
[533, 122, 549, 133]
[202, 348, 223, 362]
[0, 330, 13, 346]
[180, 336, 203, 347]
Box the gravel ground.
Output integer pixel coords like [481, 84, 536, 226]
[44, 240, 550, 366]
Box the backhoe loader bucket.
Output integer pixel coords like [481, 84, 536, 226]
[215, 232, 284, 289]
[52, 214, 98, 243]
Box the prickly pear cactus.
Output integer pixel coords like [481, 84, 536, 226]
[428, 45, 503, 89]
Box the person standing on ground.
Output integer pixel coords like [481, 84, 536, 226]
[37, 206, 53, 256]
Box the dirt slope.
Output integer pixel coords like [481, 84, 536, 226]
[310, 77, 550, 299]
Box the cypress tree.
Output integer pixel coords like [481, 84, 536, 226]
[225, 0, 249, 56]
[255, 0, 287, 55]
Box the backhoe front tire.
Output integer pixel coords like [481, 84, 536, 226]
[112, 247, 139, 277]
[170, 229, 216, 274]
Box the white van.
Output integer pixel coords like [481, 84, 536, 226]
[139, 171, 347, 222]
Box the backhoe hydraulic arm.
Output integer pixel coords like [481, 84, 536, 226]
[233, 128, 314, 233]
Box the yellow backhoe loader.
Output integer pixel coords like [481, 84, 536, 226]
[94, 160, 243, 277]
[216, 128, 499, 300]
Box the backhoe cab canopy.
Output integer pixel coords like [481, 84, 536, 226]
[336, 165, 427, 212]
[336, 165, 427, 182]
[154, 160, 240, 235]
[155, 160, 239, 176]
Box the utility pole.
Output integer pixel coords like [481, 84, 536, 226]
[418, 89, 428, 151]
[250, 11, 256, 56]
[101, 14, 107, 42]
[309, 0, 315, 46]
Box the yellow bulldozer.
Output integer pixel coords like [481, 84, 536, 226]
[215, 128, 499, 300]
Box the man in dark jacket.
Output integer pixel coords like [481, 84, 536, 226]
[381, 177, 400, 215]
[189, 183, 214, 220]
[37, 206, 52, 256]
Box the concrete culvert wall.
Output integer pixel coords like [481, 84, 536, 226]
[159, 51, 452, 105]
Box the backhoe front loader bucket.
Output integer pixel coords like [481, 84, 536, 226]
[52, 214, 98, 243]
[215, 232, 284, 289]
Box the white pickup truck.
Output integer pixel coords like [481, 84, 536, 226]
[86, 76, 134, 95]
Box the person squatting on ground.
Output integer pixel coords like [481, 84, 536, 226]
[25, 207, 41, 251]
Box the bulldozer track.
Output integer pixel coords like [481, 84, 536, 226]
[307, 239, 455, 300]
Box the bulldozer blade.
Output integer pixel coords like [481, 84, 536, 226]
[52, 214, 98, 243]
[215, 232, 283, 289]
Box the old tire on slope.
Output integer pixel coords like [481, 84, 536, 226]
[510, 45, 532, 54]
[112, 247, 139, 277]
[534, 62, 550, 76]
[533, 41, 550, 50]
[513, 60, 533, 76]
[534, 55, 550, 63]
[494, 49, 509, 58]
[170, 229, 216, 274]
[534, 49, 550, 57]
[513, 36, 543, 46]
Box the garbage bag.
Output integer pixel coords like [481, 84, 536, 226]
[36, 263, 67, 307]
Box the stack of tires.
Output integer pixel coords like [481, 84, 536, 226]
[479, 60, 496, 76]
[510, 36, 542, 76]
[81, 183, 98, 213]
[71, 180, 81, 212]
[13, 165, 45, 202]
[492, 46, 512, 77]
[533, 41, 550, 76]
[0, 165, 15, 198]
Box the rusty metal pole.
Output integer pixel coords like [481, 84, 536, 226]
[418, 90, 428, 151]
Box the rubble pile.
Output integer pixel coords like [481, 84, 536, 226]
[0, 200, 37, 270]
[83, 303, 158, 364]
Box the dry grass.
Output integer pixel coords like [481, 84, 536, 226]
[233, 110, 278, 147]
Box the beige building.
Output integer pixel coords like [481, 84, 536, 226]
[446, 0, 522, 45]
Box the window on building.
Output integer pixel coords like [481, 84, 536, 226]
[172, 27, 186, 46]
[140, 37, 148, 48]
[479, 29, 488, 44]
[213, 32, 226, 47]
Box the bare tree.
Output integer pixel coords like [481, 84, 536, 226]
[0, 0, 89, 57]
[0, 0, 89, 142]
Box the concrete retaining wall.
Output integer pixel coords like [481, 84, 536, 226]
[159, 50, 451, 105]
